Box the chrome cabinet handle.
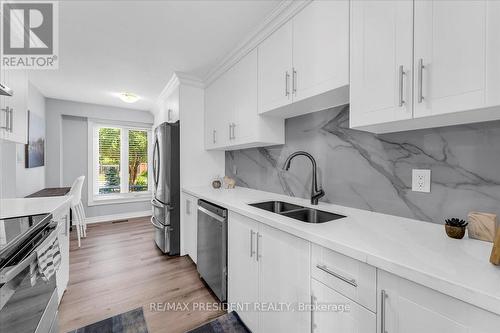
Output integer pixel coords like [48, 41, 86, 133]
[228, 123, 232, 140]
[167, 109, 172, 122]
[256, 232, 262, 261]
[1, 106, 11, 131]
[381, 290, 388, 333]
[316, 264, 357, 287]
[418, 59, 425, 103]
[231, 123, 236, 140]
[285, 71, 290, 97]
[250, 230, 256, 257]
[9, 107, 12, 132]
[311, 294, 317, 331]
[292, 68, 297, 95]
[212, 129, 216, 144]
[398, 65, 406, 107]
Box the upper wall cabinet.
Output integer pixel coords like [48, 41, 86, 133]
[349, 0, 414, 128]
[0, 70, 28, 144]
[350, 0, 500, 134]
[413, 0, 486, 118]
[258, 0, 349, 118]
[205, 49, 284, 151]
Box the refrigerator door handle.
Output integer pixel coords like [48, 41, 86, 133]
[151, 198, 164, 208]
[150, 216, 164, 229]
[153, 138, 160, 187]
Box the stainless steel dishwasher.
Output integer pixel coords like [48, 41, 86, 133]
[197, 199, 227, 302]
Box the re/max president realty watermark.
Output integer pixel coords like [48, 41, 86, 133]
[1, 1, 59, 69]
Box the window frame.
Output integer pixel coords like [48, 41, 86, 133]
[88, 120, 152, 206]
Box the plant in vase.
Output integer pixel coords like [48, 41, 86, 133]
[444, 218, 468, 239]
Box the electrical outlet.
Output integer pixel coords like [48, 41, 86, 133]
[412, 169, 431, 193]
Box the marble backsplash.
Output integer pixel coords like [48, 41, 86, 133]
[225, 105, 500, 224]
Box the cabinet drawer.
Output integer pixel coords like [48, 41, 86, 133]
[311, 244, 376, 312]
[312, 279, 376, 333]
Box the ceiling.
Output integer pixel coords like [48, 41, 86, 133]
[29, 0, 280, 112]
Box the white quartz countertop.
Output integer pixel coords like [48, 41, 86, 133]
[183, 185, 500, 315]
[0, 196, 72, 219]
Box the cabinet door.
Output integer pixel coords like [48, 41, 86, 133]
[311, 279, 375, 333]
[4, 70, 28, 144]
[232, 49, 258, 144]
[227, 212, 260, 332]
[182, 194, 197, 263]
[205, 74, 230, 149]
[378, 270, 500, 333]
[0, 67, 6, 140]
[349, 0, 413, 128]
[258, 20, 293, 114]
[414, 0, 487, 118]
[486, 0, 500, 106]
[292, 0, 349, 103]
[259, 223, 310, 333]
[54, 207, 70, 303]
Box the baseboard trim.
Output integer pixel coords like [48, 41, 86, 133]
[85, 210, 151, 224]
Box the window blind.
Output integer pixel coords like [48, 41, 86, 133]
[98, 127, 121, 194]
[128, 130, 148, 192]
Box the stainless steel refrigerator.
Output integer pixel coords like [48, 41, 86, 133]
[151, 121, 180, 255]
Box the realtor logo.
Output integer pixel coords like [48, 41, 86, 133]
[1, 1, 59, 69]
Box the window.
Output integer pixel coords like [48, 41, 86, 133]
[89, 121, 151, 205]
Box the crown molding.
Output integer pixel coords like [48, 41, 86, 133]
[203, 0, 311, 86]
[158, 71, 204, 102]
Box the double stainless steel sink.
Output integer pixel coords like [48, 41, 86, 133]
[249, 201, 345, 224]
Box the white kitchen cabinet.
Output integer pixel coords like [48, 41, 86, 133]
[350, 0, 500, 134]
[413, 0, 487, 118]
[259, 0, 349, 118]
[205, 49, 284, 151]
[228, 212, 260, 332]
[228, 212, 310, 333]
[292, 0, 349, 104]
[349, 0, 414, 128]
[311, 279, 376, 333]
[0, 70, 28, 144]
[54, 204, 70, 304]
[311, 244, 377, 312]
[182, 193, 198, 263]
[377, 270, 500, 333]
[259, 222, 310, 333]
[204, 70, 228, 150]
[258, 21, 293, 113]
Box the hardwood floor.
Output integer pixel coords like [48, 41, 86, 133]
[58, 216, 224, 333]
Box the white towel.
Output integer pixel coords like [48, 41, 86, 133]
[36, 232, 61, 282]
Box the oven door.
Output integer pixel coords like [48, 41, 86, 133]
[0, 264, 58, 333]
[0, 225, 59, 333]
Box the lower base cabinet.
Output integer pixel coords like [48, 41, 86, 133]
[378, 270, 500, 333]
[54, 205, 70, 304]
[228, 212, 310, 333]
[182, 193, 198, 263]
[311, 279, 376, 333]
[226, 209, 500, 333]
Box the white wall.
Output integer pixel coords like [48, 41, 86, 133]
[15, 82, 46, 197]
[0, 141, 17, 198]
[46, 98, 154, 218]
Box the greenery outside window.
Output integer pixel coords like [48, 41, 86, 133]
[89, 121, 152, 205]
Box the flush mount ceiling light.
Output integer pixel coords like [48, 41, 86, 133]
[118, 92, 140, 103]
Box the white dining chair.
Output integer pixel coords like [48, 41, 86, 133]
[68, 176, 87, 247]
